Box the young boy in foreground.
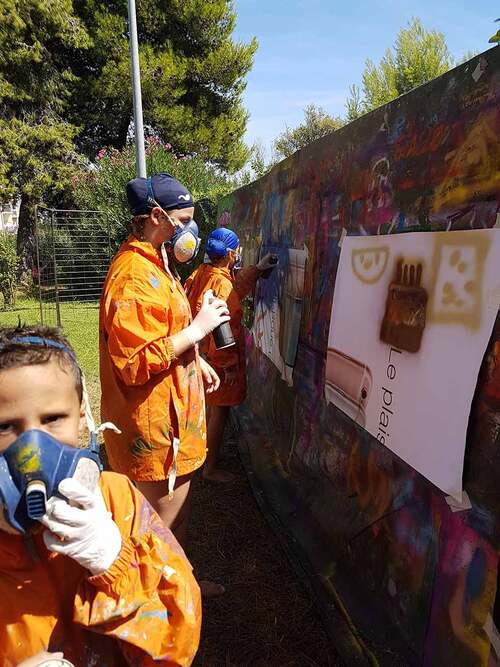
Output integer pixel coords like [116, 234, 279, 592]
[0, 325, 201, 667]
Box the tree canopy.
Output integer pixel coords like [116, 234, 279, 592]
[0, 0, 89, 264]
[273, 104, 343, 160]
[70, 0, 257, 172]
[346, 18, 453, 120]
[0, 0, 256, 268]
[489, 18, 500, 44]
[0, 1, 87, 201]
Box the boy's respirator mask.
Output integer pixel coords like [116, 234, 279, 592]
[0, 429, 101, 534]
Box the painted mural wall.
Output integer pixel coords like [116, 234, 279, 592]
[218, 48, 500, 666]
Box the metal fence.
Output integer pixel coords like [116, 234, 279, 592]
[34, 207, 115, 416]
[35, 207, 112, 327]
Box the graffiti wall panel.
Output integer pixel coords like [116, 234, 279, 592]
[219, 48, 500, 666]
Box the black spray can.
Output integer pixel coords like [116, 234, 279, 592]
[260, 254, 278, 279]
[212, 321, 235, 349]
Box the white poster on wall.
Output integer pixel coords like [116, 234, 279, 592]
[326, 229, 500, 501]
[252, 246, 308, 385]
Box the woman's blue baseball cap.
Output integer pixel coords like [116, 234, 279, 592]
[126, 173, 194, 215]
[205, 227, 240, 260]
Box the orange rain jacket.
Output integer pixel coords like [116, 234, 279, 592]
[185, 264, 259, 406]
[99, 236, 207, 481]
[0, 471, 201, 667]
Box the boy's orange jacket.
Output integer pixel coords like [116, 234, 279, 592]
[0, 472, 201, 667]
[99, 236, 206, 481]
[185, 264, 259, 406]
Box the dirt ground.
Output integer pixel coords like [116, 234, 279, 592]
[188, 428, 340, 667]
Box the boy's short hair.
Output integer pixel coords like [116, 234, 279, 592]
[0, 325, 83, 401]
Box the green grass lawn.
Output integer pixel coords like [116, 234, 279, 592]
[0, 299, 101, 416]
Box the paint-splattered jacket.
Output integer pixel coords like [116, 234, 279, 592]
[99, 236, 206, 481]
[185, 264, 259, 406]
[0, 471, 201, 666]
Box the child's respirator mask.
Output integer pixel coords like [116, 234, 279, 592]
[0, 430, 102, 534]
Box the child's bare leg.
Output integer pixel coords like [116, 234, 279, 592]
[136, 474, 224, 597]
[203, 405, 235, 482]
[136, 473, 193, 548]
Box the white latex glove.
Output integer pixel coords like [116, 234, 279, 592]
[41, 478, 122, 576]
[256, 253, 278, 271]
[16, 652, 66, 667]
[185, 289, 230, 345]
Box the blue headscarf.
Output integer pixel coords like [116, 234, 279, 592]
[205, 227, 240, 261]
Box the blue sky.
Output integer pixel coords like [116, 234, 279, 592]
[233, 0, 497, 153]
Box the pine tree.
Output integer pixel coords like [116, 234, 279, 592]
[70, 0, 257, 172]
[273, 104, 343, 160]
[0, 0, 256, 270]
[346, 18, 453, 119]
[0, 0, 89, 269]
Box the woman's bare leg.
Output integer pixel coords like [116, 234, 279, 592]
[136, 473, 193, 548]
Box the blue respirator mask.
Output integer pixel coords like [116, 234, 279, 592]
[0, 430, 102, 534]
[233, 252, 242, 271]
[166, 219, 201, 264]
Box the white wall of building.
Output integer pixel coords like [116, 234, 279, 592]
[0, 201, 19, 234]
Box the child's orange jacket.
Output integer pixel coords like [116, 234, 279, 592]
[99, 236, 207, 481]
[0, 472, 201, 666]
[185, 264, 259, 406]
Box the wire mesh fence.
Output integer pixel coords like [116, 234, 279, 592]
[34, 207, 115, 415]
[35, 207, 113, 327]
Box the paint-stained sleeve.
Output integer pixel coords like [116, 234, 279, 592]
[73, 473, 201, 666]
[102, 264, 176, 386]
[234, 266, 260, 300]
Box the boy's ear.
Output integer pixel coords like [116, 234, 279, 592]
[79, 401, 87, 437]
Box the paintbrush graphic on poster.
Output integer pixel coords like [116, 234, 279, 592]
[252, 246, 308, 386]
[325, 229, 500, 501]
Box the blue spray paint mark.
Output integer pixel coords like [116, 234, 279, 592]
[140, 609, 171, 621]
[464, 547, 487, 623]
[396, 212, 406, 232]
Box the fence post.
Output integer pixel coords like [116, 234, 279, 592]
[34, 205, 44, 325]
[50, 210, 62, 328]
[107, 216, 112, 265]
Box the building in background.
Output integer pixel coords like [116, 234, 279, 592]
[0, 202, 19, 234]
